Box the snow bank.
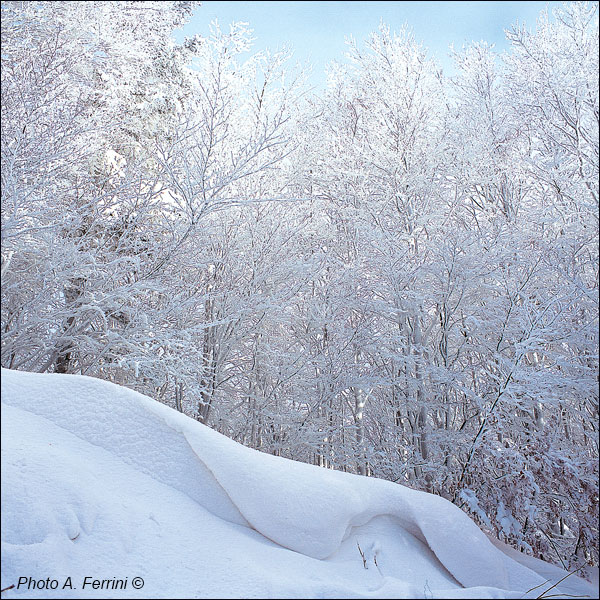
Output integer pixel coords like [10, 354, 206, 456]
[2, 369, 597, 599]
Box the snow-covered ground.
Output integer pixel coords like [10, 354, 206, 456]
[1, 368, 597, 599]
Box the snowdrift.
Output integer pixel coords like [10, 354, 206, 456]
[1, 368, 597, 599]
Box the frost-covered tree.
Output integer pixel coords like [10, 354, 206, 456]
[1, 3, 307, 389]
[1, 0, 597, 571]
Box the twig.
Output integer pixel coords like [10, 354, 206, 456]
[535, 563, 588, 599]
[537, 595, 591, 599]
[541, 528, 567, 570]
[525, 579, 551, 595]
[356, 540, 367, 569]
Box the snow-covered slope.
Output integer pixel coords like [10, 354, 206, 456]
[1, 369, 597, 599]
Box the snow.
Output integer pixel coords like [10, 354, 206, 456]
[1, 368, 597, 599]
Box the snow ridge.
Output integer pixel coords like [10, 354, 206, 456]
[2, 369, 597, 599]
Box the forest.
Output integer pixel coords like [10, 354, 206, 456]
[1, 1, 598, 571]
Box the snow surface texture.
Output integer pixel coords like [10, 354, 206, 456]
[1, 368, 597, 599]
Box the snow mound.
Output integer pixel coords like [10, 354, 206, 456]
[1, 369, 597, 599]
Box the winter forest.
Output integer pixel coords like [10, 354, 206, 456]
[1, 0, 598, 573]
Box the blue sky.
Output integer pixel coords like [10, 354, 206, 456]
[178, 1, 564, 86]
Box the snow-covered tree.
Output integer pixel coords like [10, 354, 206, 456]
[1, 0, 597, 571]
